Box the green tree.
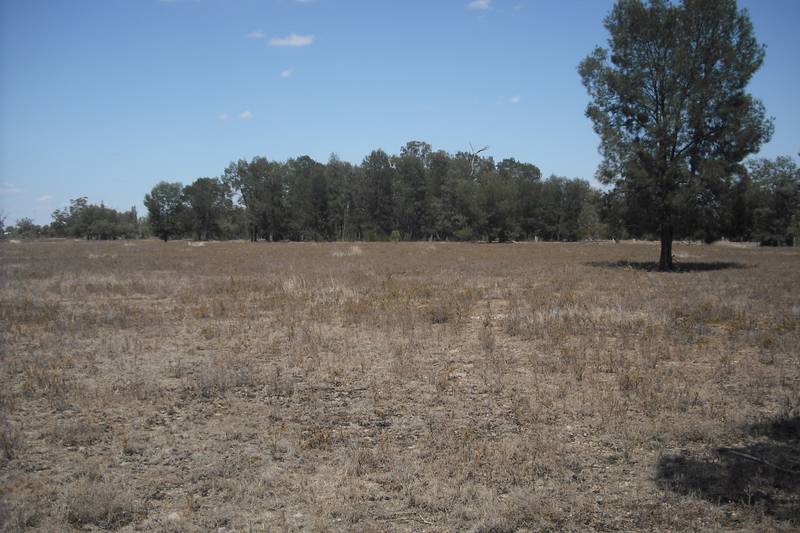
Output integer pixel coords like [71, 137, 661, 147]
[50, 208, 69, 237]
[286, 156, 328, 240]
[746, 156, 800, 245]
[422, 150, 451, 239]
[66, 197, 89, 237]
[224, 157, 286, 241]
[580, 0, 773, 270]
[144, 182, 185, 241]
[720, 168, 753, 241]
[361, 149, 395, 239]
[539, 176, 568, 240]
[10, 218, 41, 239]
[445, 153, 482, 240]
[49, 198, 138, 240]
[498, 158, 542, 239]
[477, 163, 516, 242]
[325, 154, 358, 240]
[184, 177, 230, 240]
[394, 141, 429, 239]
[577, 193, 605, 240]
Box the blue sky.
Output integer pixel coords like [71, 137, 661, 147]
[1, 0, 798, 225]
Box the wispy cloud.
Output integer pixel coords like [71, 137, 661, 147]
[0, 182, 22, 196]
[246, 30, 266, 40]
[280, 68, 294, 79]
[238, 111, 253, 120]
[467, 0, 491, 10]
[219, 112, 230, 122]
[36, 195, 54, 204]
[510, 95, 521, 104]
[269, 33, 314, 47]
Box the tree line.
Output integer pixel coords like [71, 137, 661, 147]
[143, 142, 607, 243]
[2, 141, 796, 245]
[3, 198, 146, 240]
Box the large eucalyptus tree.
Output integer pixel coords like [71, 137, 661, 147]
[580, 0, 773, 269]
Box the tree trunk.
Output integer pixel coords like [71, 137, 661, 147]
[659, 224, 673, 271]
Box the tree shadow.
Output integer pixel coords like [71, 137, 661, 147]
[656, 415, 800, 523]
[587, 260, 748, 272]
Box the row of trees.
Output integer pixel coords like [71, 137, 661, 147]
[141, 142, 798, 245]
[2, 144, 797, 245]
[603, 155, 800, 246]
[2, 199, 146, 240]
[145, 143, 605, 243]
[1, 144, 796, 246]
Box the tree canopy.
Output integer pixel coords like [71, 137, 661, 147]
[579, 0, 773, 269]
[5, 144, 797, 248]
[144, 182, 185, 242]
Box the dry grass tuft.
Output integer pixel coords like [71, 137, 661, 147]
[332, 244, 364, 257]
[63, 475, 140, 529]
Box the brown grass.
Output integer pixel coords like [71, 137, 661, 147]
[0, 239, 798, 531]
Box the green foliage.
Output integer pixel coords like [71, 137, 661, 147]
[580, 0, 773, 268]
[577, 196, 606, 240]
[44, 198, 140, 240]
[213, 144, 588, 243]
[144, 182, 185, 242]
[7, 218, 42, 239]
[15, 144, 796, 246]
[744, 157, 800, 245]
[362, 149, 396, 237]
[285, 156, 329, 240]
[177, 142, 796, 245]
[183, 177, 231, 240]
[393, 142, 430, 239]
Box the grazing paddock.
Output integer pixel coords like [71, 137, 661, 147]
[0, 240, 798, 531]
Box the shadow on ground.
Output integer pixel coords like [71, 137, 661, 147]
[587, 260, 748, 272]
[657, 415, 800, 523]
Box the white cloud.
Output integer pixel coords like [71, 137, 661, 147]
[269, 33, 314, 47]
[219, 112, 230, 122]
[246, 30, 266, 40]
[510, 95, 521, 104]
[0, 183, 22, 196]
[238, 111, 253, 120]
[36, 195, 54, 204]
[280, 68, 294, 78]
[467, 0, 491, 10]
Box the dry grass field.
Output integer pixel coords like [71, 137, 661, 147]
[1, 239, 798, 531]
